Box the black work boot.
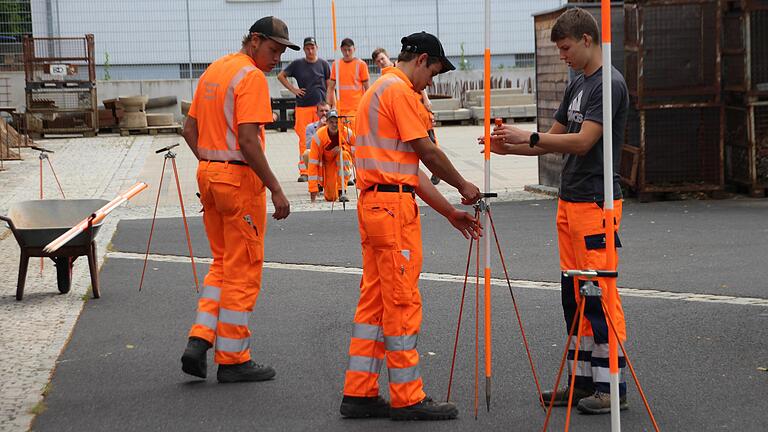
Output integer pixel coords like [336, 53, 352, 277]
[217, 360, 276, 383]
[181, 337, 211, 379]
[390, 397, 458, 421]
[339, 395, 390, 418]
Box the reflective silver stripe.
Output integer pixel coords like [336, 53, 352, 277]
[384, 334, 418, 351]
[355, 157, 419, 176]
[347, 355, 384, 374]
[198, 148, 245, 161]
[219, 307, 249, 326]
[592, 366, 626, 384]
[401, 250, 410, 260]
[224, 65, 257, 150]
[356, 135, 414, 153]
[200, 285, 221, 302]
[352, 323, 384, 342]
[307, 175, 319, 181]
[195, 311, 218, 330]
[568, 359, 592, 378]
[215, 336, 250, 353]
[365, 76, 401, 137]
[389, 365, 421, 383]
[569, 336, 595, 352]
[338, 84, 362, 91]
[309, 159, 320, 164]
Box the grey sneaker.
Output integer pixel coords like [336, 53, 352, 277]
[576, 391, 628, 414]
[542, 386, 594, 407]
[338, 195, 350, 203]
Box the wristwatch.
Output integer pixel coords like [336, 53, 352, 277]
[529, 132, 540, 148]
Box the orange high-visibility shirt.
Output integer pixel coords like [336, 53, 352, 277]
[330, 58, 369, 114]
[189, 52, 273, 161]
[354, 66, 428, 189]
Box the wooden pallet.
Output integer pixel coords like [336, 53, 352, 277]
[119, 124, 182, 136]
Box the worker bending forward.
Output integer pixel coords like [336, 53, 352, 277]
[339, 32, 482, 421]
[180, 16, 295, 383]
[307, 109, 355, 203]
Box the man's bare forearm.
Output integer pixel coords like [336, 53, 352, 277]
[419, 145, 467, 190]
[181, 116, 200, 160]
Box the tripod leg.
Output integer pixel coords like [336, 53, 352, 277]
[541, 297, 583, 431]
[139, 157, 167, 291]
[564, 300, 586, 432]
[488, 209, 544, 408]
[603, 301, 661, 432]
[446, 233, 475, 402]
[171, 157, 200, 292]
[46, 157, 66, 198]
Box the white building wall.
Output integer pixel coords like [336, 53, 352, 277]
[29, 0, 563, 79]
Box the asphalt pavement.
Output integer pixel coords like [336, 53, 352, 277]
[31, 197, 768, 431]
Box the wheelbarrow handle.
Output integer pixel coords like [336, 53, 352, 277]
[0, 215, 22, 245]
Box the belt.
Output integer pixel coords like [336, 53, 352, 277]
[368, 184, 415, 193]
[202, 159, 247, 166]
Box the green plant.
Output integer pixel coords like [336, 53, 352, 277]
[103, 52, 111, 81]
[459, 42, 472, 71]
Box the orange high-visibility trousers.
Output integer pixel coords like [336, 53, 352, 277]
[189, 161, 267, 365]
[557, 199, 626, 394]
[308, 149, 353, 201]
[343, 189, 426, 408]
[294, 106, 318, 175]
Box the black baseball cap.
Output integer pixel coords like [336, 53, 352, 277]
[401, 31, 455, 74]
[249, 16, 300, 51]
[303, 36, 317, 46]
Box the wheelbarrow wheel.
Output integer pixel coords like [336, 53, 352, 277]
[54, 257, 73, 294]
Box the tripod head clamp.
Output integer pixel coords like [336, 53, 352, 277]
[156, 143, 180, 158]
[32, 146, 53, 159]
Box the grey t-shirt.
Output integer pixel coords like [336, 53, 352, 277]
[554, 65, 628, 202]
[283, 58, 331, 107]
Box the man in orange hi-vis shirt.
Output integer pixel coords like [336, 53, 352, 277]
[339, 32, 482, 421]
[327, 38, 369, 131]
[307, 109, 355, 203]
[180, 16, 296, 384]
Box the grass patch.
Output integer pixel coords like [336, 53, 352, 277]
[29, 400, 47, 415]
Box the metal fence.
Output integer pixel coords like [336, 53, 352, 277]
[11, 0, 562, 80]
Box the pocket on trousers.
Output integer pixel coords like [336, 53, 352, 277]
[393, 250, 415, 305]
[584, 232, 623, 250]
[362, 203, 397, 249]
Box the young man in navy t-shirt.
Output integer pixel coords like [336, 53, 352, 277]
[484, 8, 630, 414]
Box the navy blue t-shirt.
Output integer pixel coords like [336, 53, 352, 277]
[554, 65, 628, 202]
[283, 58, 331, 107]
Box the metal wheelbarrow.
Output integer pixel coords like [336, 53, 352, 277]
[1, 199, 109, 301]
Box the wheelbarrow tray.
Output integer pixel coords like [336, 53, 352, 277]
[6, 199, 109, 248]
[2, 199, 109, 301]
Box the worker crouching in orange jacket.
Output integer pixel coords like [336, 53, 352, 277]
[307, 110, 355, 202]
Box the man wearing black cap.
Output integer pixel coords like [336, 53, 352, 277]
[180, 16, 297, 384]
[339, 31, 481, 421]
[278, 36, 332, 182]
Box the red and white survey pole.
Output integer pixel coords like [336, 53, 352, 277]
[330, 0, 346, 202]
[482, 0, 493, 412]
[600, 1, 621, 430]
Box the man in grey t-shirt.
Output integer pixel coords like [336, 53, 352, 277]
[278, 36, 331, 182]
[483, 8, 629, 415]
